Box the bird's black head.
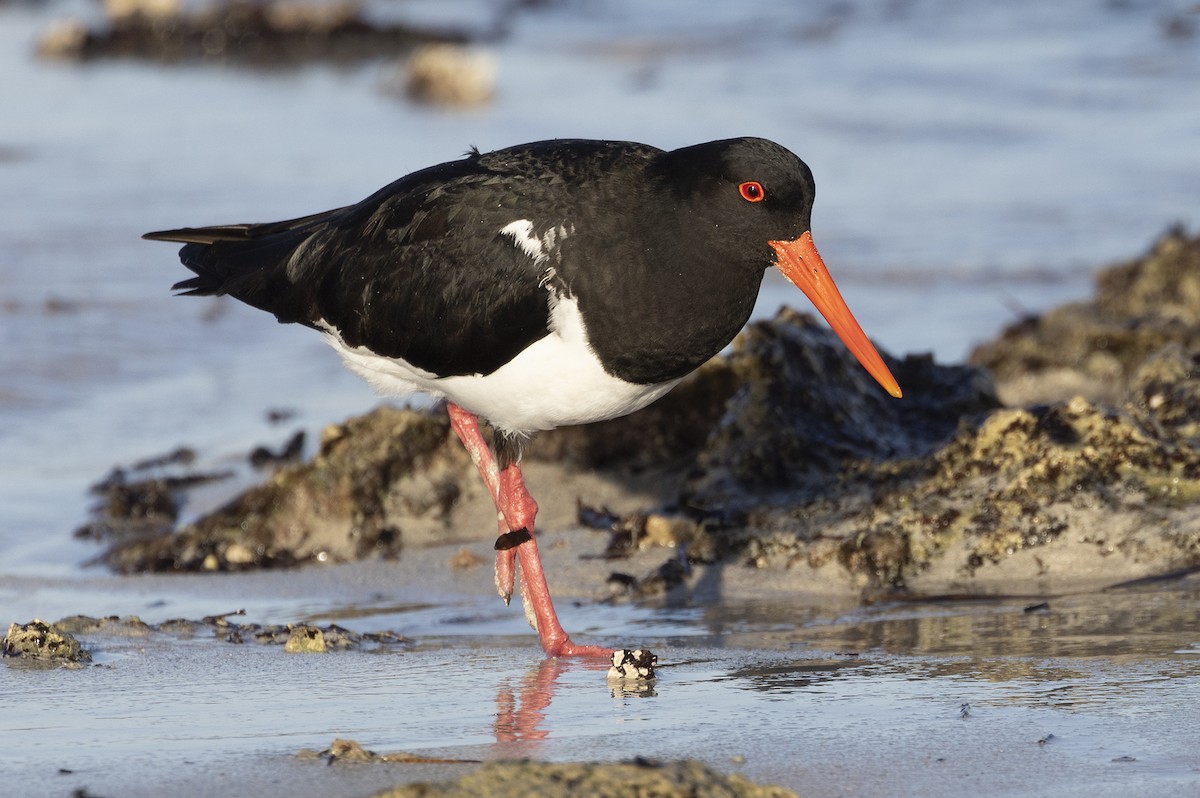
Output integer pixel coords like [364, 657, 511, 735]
[649, 137, 818, 250]
[646, 136, 902, 399]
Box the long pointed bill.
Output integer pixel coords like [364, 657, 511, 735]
[770, 231, 903, 398]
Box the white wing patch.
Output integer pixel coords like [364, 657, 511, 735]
[502, 218, 575, 290]
[500, 219, 547, 264]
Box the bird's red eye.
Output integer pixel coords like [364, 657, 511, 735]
[738, 181, 765, 203]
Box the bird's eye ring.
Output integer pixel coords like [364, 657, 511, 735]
[738, 181, 765, 203]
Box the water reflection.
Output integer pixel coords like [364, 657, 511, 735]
[706, 579, 1200, 661]
[491, 655, 656, 744]
[716, 656, 872, 694]
[493, 658, 562, 743]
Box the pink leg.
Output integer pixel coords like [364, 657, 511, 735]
[446, 403, 609, 659]
[447, 404, 517, 602]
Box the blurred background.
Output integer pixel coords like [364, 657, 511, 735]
[2, 0, 1199, 574]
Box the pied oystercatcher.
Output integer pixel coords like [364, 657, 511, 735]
[146, 137, 902, 660]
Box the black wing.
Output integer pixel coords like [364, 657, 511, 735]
[146, 154, 555, 377]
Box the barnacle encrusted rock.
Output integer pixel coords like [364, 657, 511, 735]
[100, 407, 456, 572]
[683, 308, 998, 511]
[2, 620, 92, 663]
[686, 345, 1200, 594]
[971, 226, 1200, 406]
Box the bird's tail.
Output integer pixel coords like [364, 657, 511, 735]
[144, 209, 342, 324]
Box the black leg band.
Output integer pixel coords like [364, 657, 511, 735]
[494, 528, 533, 550]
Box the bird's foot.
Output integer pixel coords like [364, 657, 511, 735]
[543, 638, 620, 660]
[540, 640, 658, 687]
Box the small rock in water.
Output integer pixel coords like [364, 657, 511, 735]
[320, 738, 375, 763]
[397, 44, 495, 107]
[35, 20, 90, 60]
[103, 0, 181, 22]
[284, 625, 328, 653]
[2, 620, 92, 663]
[607, 649, 657, 682]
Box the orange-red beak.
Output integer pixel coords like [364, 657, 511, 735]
[770, 231, 902, 398]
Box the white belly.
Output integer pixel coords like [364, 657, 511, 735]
[318, 295, 680, 435]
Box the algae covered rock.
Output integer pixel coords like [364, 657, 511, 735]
[100, 406, 457, 572]
[3, 620, 92, 664]
[971, 227, 1200, 406]
[372, 758, 797, 798]
[284, 626, 329, 654]
[685, 307, 998, 511]
[23, 613, 408, 655]
[696, 348, 1200, 595]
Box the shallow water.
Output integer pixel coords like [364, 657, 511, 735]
[3, 1, 1200, 794]
[3, 558, 1199, 797]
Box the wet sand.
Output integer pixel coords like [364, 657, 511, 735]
[5, 528, 1200, 798]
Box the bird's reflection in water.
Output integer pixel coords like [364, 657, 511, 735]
[492, 656, 656, 743]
